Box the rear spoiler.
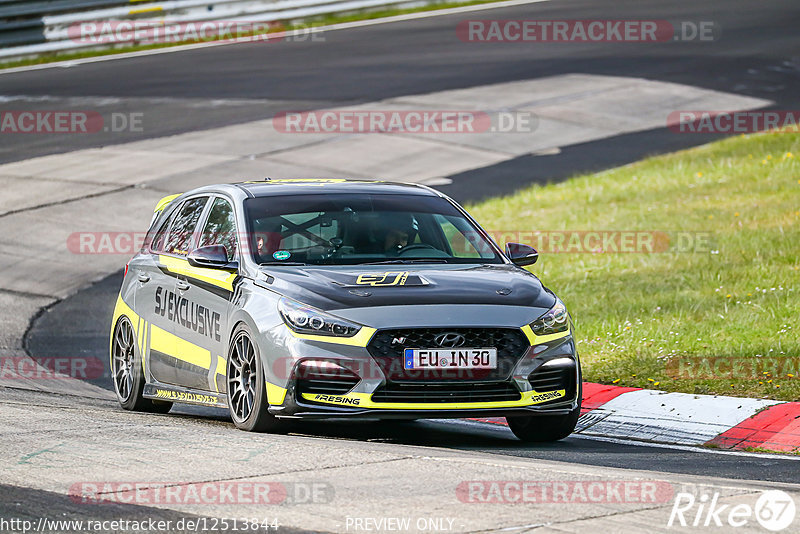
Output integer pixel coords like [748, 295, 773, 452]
[150, 193, 181, 225]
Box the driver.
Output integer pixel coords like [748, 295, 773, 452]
[379, 213, 415, 253]
[384, 228, 409, 251]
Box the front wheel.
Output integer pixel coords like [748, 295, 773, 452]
[506, 405, 580, 442]
[227, 324, 286, 433]
[111, 316, 172, 414]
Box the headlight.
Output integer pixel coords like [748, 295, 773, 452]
[530, 298, 569, 336]
[278, 297, 362, 337]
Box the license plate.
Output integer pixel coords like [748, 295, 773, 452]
[403, 348, 497, 370]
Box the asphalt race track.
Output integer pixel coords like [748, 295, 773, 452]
[3, 0, 800, 200]
[5, 0, 800, 531]
[26, 271, 800, 485]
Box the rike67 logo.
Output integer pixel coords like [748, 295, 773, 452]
[668, 490, 796, 531]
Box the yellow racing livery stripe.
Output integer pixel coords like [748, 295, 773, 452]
[158, 254, 237, 292]
[216, 356, 227, 377]
[288, 326, 377, 347]
[212, 355, 227, 392]
[110, 294, 140, 368]
[153, 194, 180, 214]
[137, 317, 145, 355]
[520, 324, 571, 346]
[302, 389, 566, 410]
[266, 382, 288, 405]
[150, 324, 212, 370]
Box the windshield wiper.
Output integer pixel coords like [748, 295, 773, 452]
[259, 262, 308, 266]
[358, 258, 449, 265]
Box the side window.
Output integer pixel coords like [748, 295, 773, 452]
[199, 198, 238, 262]
[149, 209, 175, 253]
[434, 214, 492, 259]
[164, 197, 209, 256]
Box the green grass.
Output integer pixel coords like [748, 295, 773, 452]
[468, 131, 800, 401]
[742, 446, 800, 455]
[0, 0, 507, 70]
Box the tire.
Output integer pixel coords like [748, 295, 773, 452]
[507, 381, 582, 442]
[226, 324, 286, 433]
[506, 406, 580, 442]
[111, 316, 172, 414]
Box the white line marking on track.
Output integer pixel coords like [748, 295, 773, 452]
[580, 389, 782, 445]
[0, 0, 551, 75]
[439, 418, 800, 461]
[574, 433, 800, 461]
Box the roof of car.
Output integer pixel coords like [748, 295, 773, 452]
[234, 178, 441, 197]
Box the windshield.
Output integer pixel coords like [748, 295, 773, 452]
[243, 193, 503, 265]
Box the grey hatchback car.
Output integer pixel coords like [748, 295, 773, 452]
[110, 179, 581, 441]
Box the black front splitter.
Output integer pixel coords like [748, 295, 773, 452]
[270, 403, 577, 420]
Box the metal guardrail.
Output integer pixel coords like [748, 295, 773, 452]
[1, 0, 131, 18]
[1, 0, 133, 50]
[0, 0, 433, 60]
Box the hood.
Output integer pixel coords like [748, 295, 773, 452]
[258, 263, 555, 311]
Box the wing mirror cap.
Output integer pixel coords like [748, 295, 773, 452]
[187, 245, 238, 271]
[505, 242, 538, 266]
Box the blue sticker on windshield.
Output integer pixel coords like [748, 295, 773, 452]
[272, 250, 291, 261]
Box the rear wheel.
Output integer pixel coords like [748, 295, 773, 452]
[227, 324, 286, 433]
[111, 316, 172, 413]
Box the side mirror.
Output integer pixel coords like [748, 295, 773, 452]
[505, 242, 538, 266]
[188, 245, 237, 271]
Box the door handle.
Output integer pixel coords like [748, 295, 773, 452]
[176, 280, 191, 291]
[137, 273, 150, 283]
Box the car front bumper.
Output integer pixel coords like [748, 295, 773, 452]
[265, 325, 580, 420]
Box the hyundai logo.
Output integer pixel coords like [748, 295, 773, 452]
[434, 332, 466, 348]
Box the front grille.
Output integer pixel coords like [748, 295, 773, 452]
[367, 328, 529, 382]
[371, 381, 521, 403]
[295, 368, 360, 396]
